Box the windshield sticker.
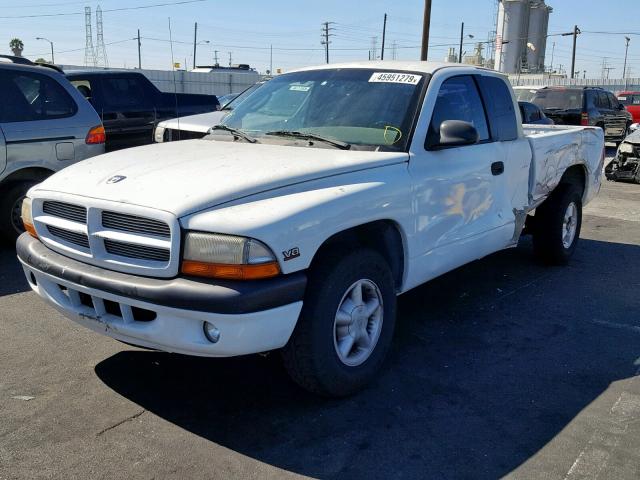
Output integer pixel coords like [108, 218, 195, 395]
[290, 85, 311, 92]
[369, 72, 422, 85]
[618, 97, 627, 101]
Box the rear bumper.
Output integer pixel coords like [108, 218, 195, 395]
[17, 234, 305, 357]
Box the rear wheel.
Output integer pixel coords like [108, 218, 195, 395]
[533, 185, 583, 265]
[0, 181, 37, 244]
[282, 248, 397, 397]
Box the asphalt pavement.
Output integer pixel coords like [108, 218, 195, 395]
[1, 156, 639, 479]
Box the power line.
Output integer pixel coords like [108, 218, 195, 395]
[0, 0, 206, 18]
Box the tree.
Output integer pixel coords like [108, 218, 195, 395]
[9, 38, 24, 57]
[35, 57, 49, 64]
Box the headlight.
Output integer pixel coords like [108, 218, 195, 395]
[181, 232, 280, 280]
[154, 126, 165, 143]
[21, 197, 38, 238]
[618, 142, 635, 154]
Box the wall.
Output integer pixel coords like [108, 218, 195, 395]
[61, 65, 261, 95]
[509, 75, 640, 93]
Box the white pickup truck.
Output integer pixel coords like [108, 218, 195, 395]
[18, 62, 605, 396]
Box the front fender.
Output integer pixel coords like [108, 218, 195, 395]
[180, 165, 413, 275]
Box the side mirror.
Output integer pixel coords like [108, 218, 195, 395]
[618, 103, 626, 111]
[433, 120, 479, 148]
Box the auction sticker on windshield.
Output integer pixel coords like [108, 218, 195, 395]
[369, 72, 422, 85]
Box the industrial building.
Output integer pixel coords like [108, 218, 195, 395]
[495, 0, 553, 74]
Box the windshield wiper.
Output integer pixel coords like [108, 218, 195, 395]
[210, 125, 257, 143]
[265, 130, 351, 150]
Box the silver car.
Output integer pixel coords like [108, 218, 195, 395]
[0, 57, 104, 243]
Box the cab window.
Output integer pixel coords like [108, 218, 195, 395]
[426, 75, 489, 148]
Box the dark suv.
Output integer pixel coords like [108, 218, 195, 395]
[532, 86, 632, 144]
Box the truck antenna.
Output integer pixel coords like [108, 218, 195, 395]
[168, 17, 180, 139]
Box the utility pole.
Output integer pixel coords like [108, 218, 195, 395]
[458, 22, 464, 63]
[381, 13, 387, 60]
[570, 25, 580, 79]
[623, 36, 631, 79]
[137, 29, 141, 69]
[192, 22, 198, 70]
[550, 41, 555, 72]
[214, 50, 219, 66]
[321, 22, 334, 64]
[561, 25, 580, 79]
[228, 51, 232, 67]
[270, 44, 273, 74]
[421, 0, 432, 61]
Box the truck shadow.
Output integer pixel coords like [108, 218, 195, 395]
[95, 237, 640, 479]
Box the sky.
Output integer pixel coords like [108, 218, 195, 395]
[0, 0, 639, 78]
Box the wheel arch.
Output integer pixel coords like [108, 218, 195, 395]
[309, 220, 407, 292]
[1, 167, 54, 188]
[559, 163, 587, 199]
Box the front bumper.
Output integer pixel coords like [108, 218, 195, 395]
[17, 234, 305, 357]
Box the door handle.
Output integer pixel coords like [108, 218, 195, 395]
[491, 161, 504, 176]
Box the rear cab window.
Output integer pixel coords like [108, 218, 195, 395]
[476, 75, 518, 141]
[0, 70, 77, 123]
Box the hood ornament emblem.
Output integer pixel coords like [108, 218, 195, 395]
[106, 175, 126, 184]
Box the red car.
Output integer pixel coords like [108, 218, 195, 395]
[618, 91, 640, 124]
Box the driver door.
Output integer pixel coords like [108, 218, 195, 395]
[407, 74, 513, 285]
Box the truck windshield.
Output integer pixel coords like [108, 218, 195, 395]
[219, 68, 427, 151]
[532, 89, 583, 110]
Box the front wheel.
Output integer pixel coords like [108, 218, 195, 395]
[533, 185, 583, 265]
[282, 249, 397, 397]
[0, 181, 38, 244]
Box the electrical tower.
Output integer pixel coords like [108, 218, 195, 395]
[391, 41, 398, 60]
[95, 5, 109, 67]
[84, 6, 97, 67]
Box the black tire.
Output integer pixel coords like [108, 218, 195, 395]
[533, 185, 583, 265]
[282, 248, 397, 397]
[0, 181, 37, 245]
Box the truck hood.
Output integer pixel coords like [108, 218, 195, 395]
[158, 110, 228, 132]
[35, 140, 408, 217]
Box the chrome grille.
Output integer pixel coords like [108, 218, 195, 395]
[102, 211, 170, 238]
[47, 225, 90, 248]
[42, 201, 87, 224]
[34, 197, 176, 277]
[104, 239, 170, 262]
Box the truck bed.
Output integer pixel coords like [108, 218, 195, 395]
[523, 125, 604, 208]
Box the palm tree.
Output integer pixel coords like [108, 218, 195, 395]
[9, 38, 24, 57]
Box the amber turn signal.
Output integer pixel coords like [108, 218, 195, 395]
[21, 198, 38, 239]
[181, 260, 281, 280]
[23, 222, 38, 239]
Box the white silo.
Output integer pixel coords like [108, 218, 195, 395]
[527, 1, 552, 72]
[495, 0, 531, 74]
